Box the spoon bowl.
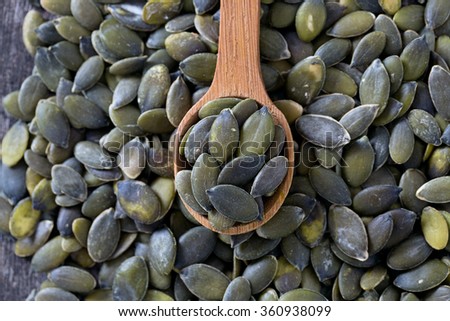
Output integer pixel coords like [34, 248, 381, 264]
[174, 0, 294, 235]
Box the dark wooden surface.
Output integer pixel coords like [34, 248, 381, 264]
[0, 0, 46, 300]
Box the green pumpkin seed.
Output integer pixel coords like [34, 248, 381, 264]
[389, 118, 415, 164]
[185, 116, 216, 163]
[217, 155, 266, 186]
[189, 153, 219, 212]
[71, 0, 103, 31]
[180, 263, 230, 300]
[72, 56, 104, 93]
[315, 38, 352, 67]
[421, 206, 449, 250]
[281, 233, 310, 271]
[1, 121, 29, 167]
[374, 14, 402, 56]
[50, 41, 84, 72]
[340, 104, 379, 140]
[286, 56, 326, 105]
[72, 218, 91, 247]
[311, 238, 341, 282]
[329, 206, 369, 261]
[87, 208, 121, 263]
[165, 32, 207, 62]
[393, 81, 418, 118]
[373, 98, 403, 126]
[137, 109, 175, 134]
[223, 277, 252, 301]
[51, 165, 87, 202]
[393, 4, 424, 32]
[110, 77, 140, 110]
[143, 0, 183, 24]
[279, 288, 327, 301]
[235, 234, 281, 261]
[296, 114, 350, 148]
[199, 97, 241, 119]
[32, 179, 56, 211]
[338, 263, 364, 300]
[295, 0, 327, 42]
[273, 100, 303, 125]
[257, 206, 304, 239]
[416, 176, 450, 203]
[367, 212, 393, 255]
[309, 167, 351, 205]
[327, 10, 375, 38]
[407, 109, 442, 145]
[351, 31, 386, 70]
[306, 94, 355, 119]
[99, 19, 144, 59]
[382, 55, 404, 94]
[117, 138, 146, 180]
[394, 259, 449, 292]
[243, 255, 278, 294]
[273, 256, 302, 294]
[175, 170, 208, 215]
[359, 59, 390, 114]
[143, 290, 174, 301]
[425, 0, 450, 29]
[19, 75, 50, 121]
[207, 184, 259, 223]
[385, 209, 417, 248]
[297, 201, 327, 247]
[353, 185, 402, 216]
[193, 0, 218, 15]
[175, 226, 216, 269]
[2, 91, 25, 120]
[54, 16, 90, 44]
[342, 136, 374, 187]
[400, 36, 430, 82]
[22, 10, 45, 55]
[260, 26, 290, 61]
[35, 47, 71, 92]
[31, 236, 70, 272]
[250, 156, 288, 197]
[429, 66, 450, 120]
[2, 162, 28, 205]
[166, 76, 191, 127]
[9, 197, 41, 240]
[238, 106, 275, 157]
[323, 68, 357, 96]
[48, 266, 96, 293]
[387, 234, 433, 270]
[117, 180, 161, 224]
[399, 169, 428, 213]
[35, 287, 79, 301]
[208, 109, 239, 163]
[14, 220, 53, 257]
[180, 53, 217, 86]
[148, 227, 176, 275]
[113, 256, 149, 301]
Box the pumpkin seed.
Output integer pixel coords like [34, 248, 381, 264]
[394, 259, 449, 292]
[113, 256, 149, 301]
[421, 206, 449, 250]
[180, 263, 230, 301]
[387, 234, 433, 270]
[87, 208, 120, 263]
[416, 177, 450, 203]
[223, 277, 252, 301]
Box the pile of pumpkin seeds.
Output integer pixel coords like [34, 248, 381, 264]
[1, 0, 450, 301]
[176, 100, 289, 228]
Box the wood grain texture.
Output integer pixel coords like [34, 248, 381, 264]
[0, 0, 46, 301]
[174, 0, 294, 235]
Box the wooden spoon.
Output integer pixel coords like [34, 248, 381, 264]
[174, 0, 294, 235]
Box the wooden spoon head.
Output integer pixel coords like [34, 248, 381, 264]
[174, 91, 295, 235]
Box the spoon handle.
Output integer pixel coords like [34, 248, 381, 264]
[209, 0, 270, 104]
